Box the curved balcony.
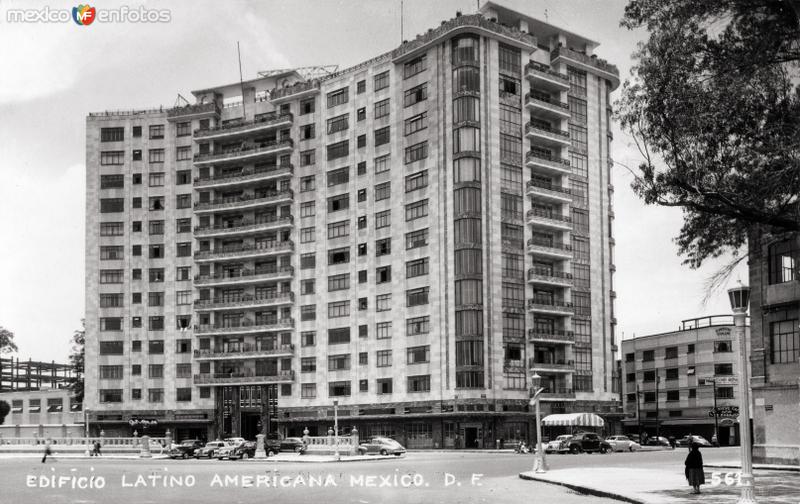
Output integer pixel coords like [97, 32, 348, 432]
[193, 343, 295, 361]
[525, 61, 570, 92]
[527, 298, 574, 316]
[193, 318, 295, 336]
[194, 113, 293, 141]
[527, 239, 573, 260]
[528, 329, 575, 344]
[194, 266, 294, 287]
[168, 102, 220, 120]
[194, 215, 293, 238]
[194, 241, 294, 263]
[525, 122, 571, 148]
[194, 164, 294, 190]
[529, 358, 575, 373]
[526, 180, 572, 204]
[539, 388, 577, 401]
[550, 46, 620, 91]
[194, 190, 294, 214]
[270, 80, 321, 103]
[194, 292, 294, 311]
[193, 140, 294, 167]
[526, 151, 571, 176]
[527, 268, 574, 287]
[525, 92, 570, 120]
[526, 209, 572, 231]
[193, 370, 295, 386]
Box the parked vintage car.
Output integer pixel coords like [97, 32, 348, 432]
[194, 440, 230, 459]
[226, 441, 257, 460]
[168, 439, 204, 459]
[645, 436, 673, 448]
[280, 437, 306, 453]
[545, 435, 574, 454]
[564, 433, 612, 454]
[605, 435, 641, 452]
[357, 437, 406, 456]
[676, 435, 712, 447]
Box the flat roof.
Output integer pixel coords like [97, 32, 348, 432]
[480, 1, 599, 47]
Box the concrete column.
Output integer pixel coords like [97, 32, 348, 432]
[140, 435, 152, 458]
[254, 433, 266, 459]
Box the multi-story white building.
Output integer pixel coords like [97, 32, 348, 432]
[85, 2, 621, 447]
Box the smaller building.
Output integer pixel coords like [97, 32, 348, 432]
[621, 315, 750, 445]
[0, 388, 84, 438]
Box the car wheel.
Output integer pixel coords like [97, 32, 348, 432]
[242, 453, 249, 460]
[182, 453, 189, 459]
[380, 449, 388, 456]
[600, 446, 608, 454]
[268, 449, 275, 457]
[295, 446, 303, 453]
[629, 446, 635, 452]
[569, 445, 580, 455]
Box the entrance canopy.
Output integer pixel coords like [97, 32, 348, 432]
[542, 413, 605, 427]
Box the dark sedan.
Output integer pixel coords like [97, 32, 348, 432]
[280, 437, 306, 453]
[169, 439, 204, 459]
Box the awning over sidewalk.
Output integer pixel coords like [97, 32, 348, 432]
[542, 413, 605, 427]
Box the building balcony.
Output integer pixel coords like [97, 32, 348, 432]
[194, 266, 294, 287]
[550, 46, 620, 90]
[194, 190, 294, 214]
[525, 122, 571, 148]
[194, 112, 293, 141]
[525, 151, 571, 176]
[525, 61, 570, 92]
[527, 267, 573, 287]
[193, 318, 295, 336]
[194, 215, 294, 238]
[194, 241, 294, 263]
[526, 238, 573, 260]
[193, 140, 294, 167]
[193, 343, 295, 361]
[269, 80, 321, 103]
[528, 329, 575, 344]
[526, 209, 573, 231]
[194, 292, 294, 311]
[526, 180, 572, 204]
[525, 92, 571, 120]
[529, 358, 575, 373]
[539, 388, 577, 401]
[167, 102, 220, 120]
[527, 298, 574, 316]
[194, 164, 293, 190]
[193, 370, 295, 386]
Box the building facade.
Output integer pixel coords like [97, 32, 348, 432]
[748, 229, 800, 464]
[85, 2, 621, 447]
[621, 316, 750, 445]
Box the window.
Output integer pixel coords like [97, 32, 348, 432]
[327, 114, 349, 134]
[358, 297, 368, 310]
[300, 175, 315, 192]
[569, 96, 588, 124]
[301, 331, 316, 347]
[175, 290, 192, 305]
[327, 140, 349, 161]
[406, 316, 430, 336]
[148, 340, 164, 354]
[176, 194, 191, 209]
[376, 238, 391, 256]
[666, 390, 680, 402]
[714, 340, 733, 353]
[405, 141, 428, 163]
[328, 300, 350, 318]
[454, 96, 480, 125]
[405, 199, 428, 221]
[404, 54, 426, 78]
[716, 387, 734, 399]
[376, 294, 392, 312]
[356, 80, 366, 94]
[100, 246, 124, 261]
[100, 198, 124, 213]
[377, 378, 393, 394]
[404, 112, 427, 135]
[101, 127, 124, 142]
[498, 43, 521, 74]
[99, 389, 123, 403]
[375, 321, 392, 339]
[404, 83, 427, 107]
[643, 370, 656, 382]
[688, 344, 695, 354]
[301, 384, 316, 398]
[407, 345, 430, 364]
[689, 388, 697, 398]
[149, 244, 164, 259]
[100, 151, 124, 165]
[132, 150, 142, 162]
[100, 222, 123, 236]
[300, 149, 315, 166]
[301, 279, 315, 295]
[149, 196, 164, 211]
[626, 373, 635, 382]
[642, 350, 655, 362]
[568, 67, 587, 96]
[176, 146, 192, 161]
[376, 350, 392, 367]
[148, 389, 164, 403]
[100, 269, 123, 284]
[327, 220, 349, 239]
[406, 258, 429, 278]
[406, 228, 428, 249]
[374, 98, 390, 119]
[176, 339, 191, 353]
[301, 358, 317, 373]
[666, 368, 679, 380]
[176, 170, 191, 185]
[100, 174, 124, 189]
[715, 363, 734, 375]
[357, 107, 366, 121]
[768, 239, 799, 284]
[300, 253, 316, 269]
[375, 182, 391, 201]
[374, 154, 390, 174]
[148, 124, 164, 139]
[374, 71, 390, 91]
[328, 381, 351, 397]
[328, 327, 351, 345]
[358, 189, 367, 202]
[326, 87, 348, 108]
[375, 210, 391, 229]
[300, 201, 315, 218]
[374, 126, 390, 146]
[301, 305, 316, 321]
[569, 124, 588, 150]
[407, 375, 430, 392]
[99, 293, 123, 307]
[407, 287, 429, 306]
[99, 365, 123, 380]
[771, 319, 799, 363]
[148, 291, 164, 307]
[300, 98, 315, 115]
[300, 227, 315, 243]
[327, 167, 349, 187]
[148, 364, 164, 378]
[328, 247, 350, 265]
[328, 354, 351, 370]
[176, 267, 191, 281]
[327, 193, 349, 213]
[358, 216, 367, 229]
[359, 325, 368, 338]
[405, 170, 428, 192]
[148, 148, 165, 163]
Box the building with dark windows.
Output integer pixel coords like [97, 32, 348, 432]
[620, 316, 750, 445]
[84, 2, 621, 446]
[748, 229, 799, 464]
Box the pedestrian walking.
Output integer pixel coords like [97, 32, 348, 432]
[92, 440, 102, 457]
[684, 443, 705, 494]
[41, 438, 53, 463]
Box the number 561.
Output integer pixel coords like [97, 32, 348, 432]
[711, 472, 742, 486]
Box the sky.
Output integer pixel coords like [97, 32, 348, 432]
[0, 0, 747, 362]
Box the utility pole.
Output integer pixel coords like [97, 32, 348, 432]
[712, 378, 719, 445]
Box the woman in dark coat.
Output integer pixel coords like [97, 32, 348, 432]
[684, 443, 705, 494]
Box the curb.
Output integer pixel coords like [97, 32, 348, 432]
[518, 472, 645, 504]
[244, 455, 400, 463]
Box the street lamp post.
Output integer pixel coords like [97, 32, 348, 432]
[84, 409, 90, 456]
[728, 284, 756, 504]
[333, 400, 340, 461]
[529, 373, 547, 473]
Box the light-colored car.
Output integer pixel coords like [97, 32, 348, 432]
[605, 435, 641, 452]
[545, 435, 573, 454]
[357, 437, 406, 456]
[677, 435, 712, 447]
[217, 438, 247, 459]
[194, 440, 231, 459]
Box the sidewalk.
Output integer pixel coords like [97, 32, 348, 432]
[519, 466, 800, 504]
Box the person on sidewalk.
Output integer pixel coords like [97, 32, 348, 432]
[41, 438, 53, 463]
[684, 442, 705, 494]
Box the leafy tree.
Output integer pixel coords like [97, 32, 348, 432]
[617, 0, 800, 268]
[68, 321, 85, 403]
[0, 327, 18, 354]
[0, 400, 9, 426]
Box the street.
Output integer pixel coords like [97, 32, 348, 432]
[0, 447, 745, 504]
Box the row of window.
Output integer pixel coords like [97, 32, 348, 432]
[100, 266, 191, 283]
[9, 398, 80, 413]
[627, 386, 735, 403]
[99, 194, 192, 213]
[99, 339, 190, 355]
[300, 346, 430, 372]
[100, 290, 192, 307]
[100, 362, 194, 379]
[100, 146, 192, 165]
[99, 388, 193, 403]
[299, 287, 430, 319]
[100, 219, 192, 237]
[100, 170, 192, 189]
[101, 124, 186, 143]
[306, 375, 431, 398]
[626, 341, 733, 362]
[99, 313, 192, 331]
[625, 363, 734, 383]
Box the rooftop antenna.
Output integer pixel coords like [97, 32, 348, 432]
[400, 0, 404, 44]
[237, 41, 246, 117]
[544, 8, 549, 23]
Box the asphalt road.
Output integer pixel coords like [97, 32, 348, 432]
[1, 447, 740, 504]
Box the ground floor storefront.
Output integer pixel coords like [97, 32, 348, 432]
[622, 416, 743, 445]
[86, 409, 214, 442]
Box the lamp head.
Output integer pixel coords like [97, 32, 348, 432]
[530, 372, 542, 390]
[727, 283, 750, 313]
